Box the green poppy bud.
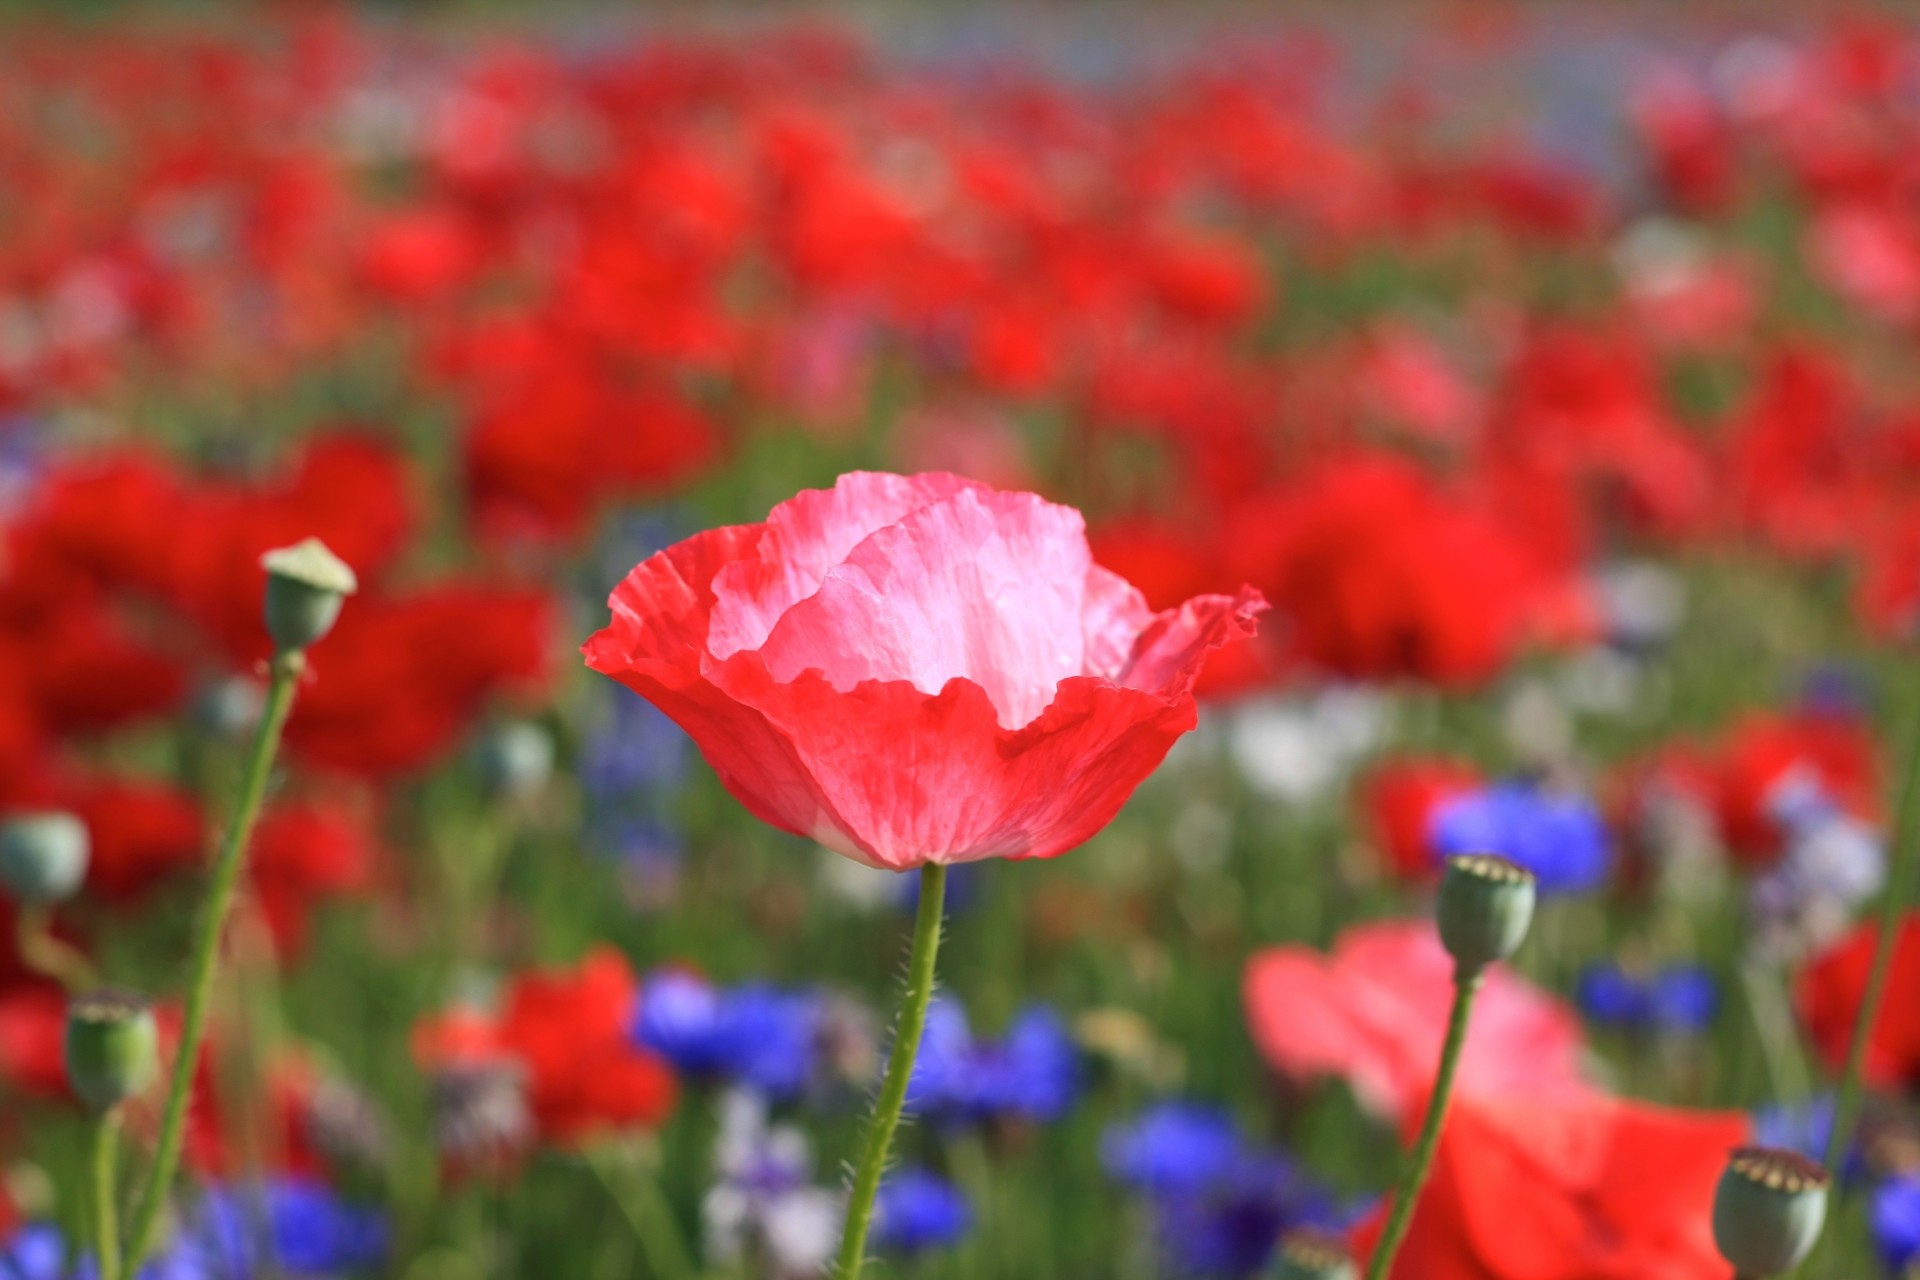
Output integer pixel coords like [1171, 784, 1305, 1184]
[0, 811, 89, 904]
[261, 537, 358, 654]
[65, 988, 159, 1112]
[473, 721, 554, 801]
[1272, 1229, 1357, 1279]
[1712, 1146, 1829, 1277]
[1436, 853, 1536, 978]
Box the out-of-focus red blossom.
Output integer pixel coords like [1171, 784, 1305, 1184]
[1349, 1092, 1750, 1279]
[163, 434, 417, 662]
[355, 206, 481, 303]
[1359, 757, 1481, 879]
[1725, 345, 1871, 561]
[1859, 511, 1920, 639]
[1710, 710, 1877, 867]
[458, 356, 720, 544]
[183, 1045, 331, 1180]
[413, 947, 676, 1147]
[1489, 327, 1712, 542]
[585, 472, 1265, 870]
[1230, 454, 1560, 686]
[0, 984, 66, 1099]
[250, 802, 380, 955]
[1796, 913, 1920, 1086]
[44, 776, 205, 902]
[1088, 516, 1281, 698]
[285, 583, 554, 777]
[1807, 202, 1920, 324]
[1244, 921, 1590, 1122]
[1353, 323, 1482, 444]
[9, 440, 413, 655]
[1629, 66, 1738, 214]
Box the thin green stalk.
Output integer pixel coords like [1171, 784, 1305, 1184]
[125, 650, 304, 1271]
[583, 1144, 696, 1280]
[92, 1112, 122, 1280]
[16, 904, 95, 992]
[833, 863, 947, 1280]
[1739, 961, 1810, 1105]
[1822, 720, 1920, 1182]
[1365, 969, 1482, 1280]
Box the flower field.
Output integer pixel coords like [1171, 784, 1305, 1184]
[6, 8, 1920, 1277]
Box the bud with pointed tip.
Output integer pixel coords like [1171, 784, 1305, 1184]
[1712, 1146, 1829, 1277]
[261, 538, 358, 653]
[1272, 1229, 1357, 1279]
[1436, 853, 1536, 979]
[0, 812, 89, 904]
[65, 988, 158, 1112]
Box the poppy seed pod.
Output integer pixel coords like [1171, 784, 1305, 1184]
[1436, 853, 1536, 978]
[474, 720, 555, 801]
[1712, 1146, 1829, 1277]
[0, 811, 90, 904]
[261, 537, 358, 653]
[1272, 1229, 1357, 1279]
[65, 988, 159, 1112]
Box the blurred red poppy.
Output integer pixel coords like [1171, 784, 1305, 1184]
[414, 947, 676, 1147]
[1350, 1092, 1748, 1278]
[1244, 921, 1589, 1122]
[1796, 912, 1920, 1085]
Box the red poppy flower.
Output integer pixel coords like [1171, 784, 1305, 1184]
[183, 1045, 333, 1180]
[1244, 921, 1589, 1122]
[1349, 1092, 1749, 1278]
[585, 472, 1265, 870]
[1710, 710, 1877, 867]
[1358, 757, 1482, 879]
[249, 802, 380, 956]
[414, 947, 676, 1147]
[285, 582, 554, 777]
[1796, 912, 1920, 1085]
[1232, 455, 1550, 687]
[0, 984, 66, 1100]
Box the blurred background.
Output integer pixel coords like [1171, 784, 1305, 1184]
[5, 2, 1920, 1277]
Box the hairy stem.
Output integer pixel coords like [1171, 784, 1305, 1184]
[832, 863, 947, 1280]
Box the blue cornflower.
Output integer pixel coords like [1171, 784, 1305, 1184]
[1155, 1153, 1340, 1278]
[1102, 1102, 1243, 1196]
[1431, 780, 1611, 894]
[1102, 1102, 1341, 1277]
[178, 1179, 390, 1275]
[0, 1180, 386, 1279]
[1646, 966, 1719, 1032]
[1574, 963, 1718, 1035]
[580, 692, 692, 801]
[1753, 1096, 1836, 1165]
[635, 971, 824, 1100]
[907, 1000, 1080, 1125]
[0, 1226, 63, 1280]
[1873, 1173, 1920, 1272]
[872, 1168, 972, 1254]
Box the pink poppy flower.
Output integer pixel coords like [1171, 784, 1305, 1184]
[1244, 921, 1590, 1121]
[584, 471, 1264, 870]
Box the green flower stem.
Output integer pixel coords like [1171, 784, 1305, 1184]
[833, 862, 947, 1280]
[92, 1111, 122, 1280]
[15, 903, 94, 992]
[1822, 720, 1920, 1183]
[1365, 968, 1482, 1280]
[584, 1143, 696, 1280]
[125, 649, 304, 1272]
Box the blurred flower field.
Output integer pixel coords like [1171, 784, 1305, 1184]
[7, 6, 1920, 1278]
